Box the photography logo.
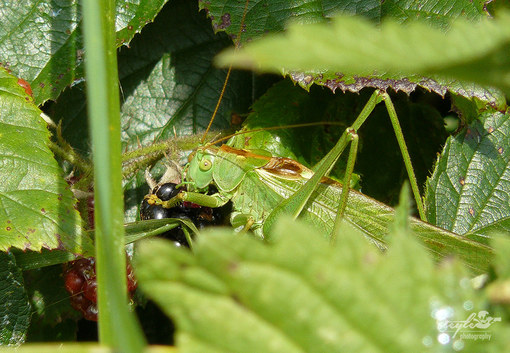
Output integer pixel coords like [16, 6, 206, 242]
[444, 310, 501, 341]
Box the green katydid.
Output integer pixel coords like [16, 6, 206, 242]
[148, 88, 492, 273]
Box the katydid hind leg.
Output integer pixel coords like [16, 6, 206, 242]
[331, 130, 359, 243]
[263, 91, 383, 239]
[382, 93, 426, 221]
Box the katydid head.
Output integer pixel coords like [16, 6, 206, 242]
[185, 1, 251, 190]
[186, 147, 216, 191]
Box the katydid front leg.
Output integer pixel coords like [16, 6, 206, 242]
[175, 190, 231, 208]
[149, 190, 230, 209]
[180, 191, 261, 233]
[263, 90, 383, 240]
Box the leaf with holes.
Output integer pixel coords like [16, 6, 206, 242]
[0, 68, 92, 254]
[425, 108, 510, 237]
[0, 0, 169, 105]
[135, 217, 508, 353]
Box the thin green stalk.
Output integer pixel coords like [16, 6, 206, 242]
[382, 93, 426, 221]
[49, 129, 93, 177]
[81, 0, 145, 350]
[122, 140, 178, 163]
[120, 134, 212, 179]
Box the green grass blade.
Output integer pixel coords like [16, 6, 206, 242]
[81, 0, 145, 350]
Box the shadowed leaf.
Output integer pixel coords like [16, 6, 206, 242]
[0, 68, 92, 254]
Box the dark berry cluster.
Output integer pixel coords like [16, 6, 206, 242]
[140, 183, 228, 247]
[64, 257, 137, 321]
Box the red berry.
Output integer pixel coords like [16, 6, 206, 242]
[183, 201, 201, 209]
[87, 196, 95, 229]
[73, 258, 96, 280]
[82, 303, 98, 322]
[69, 293, 88, 311]
[126, 263, 137, 292]
[64, 269, 85, 295]
[83, 279, 97, 303]
[64, 255, 136, 321]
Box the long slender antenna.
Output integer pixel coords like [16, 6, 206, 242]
[205, 121, 348, 148]
[201, 0, 251, 144]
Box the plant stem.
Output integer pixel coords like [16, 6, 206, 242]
[48, 137, 92, 177]
[81, 0, 145, 350]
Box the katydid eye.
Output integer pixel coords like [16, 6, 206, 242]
[199, 157, 213, 171]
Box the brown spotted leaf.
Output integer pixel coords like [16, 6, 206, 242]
[0, 68, 92, 254]
[425, 108, 510, 237]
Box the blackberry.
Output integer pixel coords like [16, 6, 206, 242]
[140, 199, 170, 220]
[140, 178, 231, 247]
[154, 183, 183, 201]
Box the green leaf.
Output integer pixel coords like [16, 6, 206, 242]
[203, 1, 496, 100]
[201, 0, 489, 43]
[0, 68, 92, 254]
[12, 249, 78, 271]
[230, 80, 351, 166]
[10, 219, 189, 271]
[486, 235, 510, 305]
[0, 343, 177, 352]
[425, 109, 510, 237]
[216, 10, 510, 97]
[115, 0, 168, 47]
[0, 0, 169, 105]
[135, 218, 506, 352]
[0, 252, 30, 345]
[54, 1, 253, 154]
[491, 235, 510, 279]
[392, 183, 411, 235]
[118, 0, 252, 151]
